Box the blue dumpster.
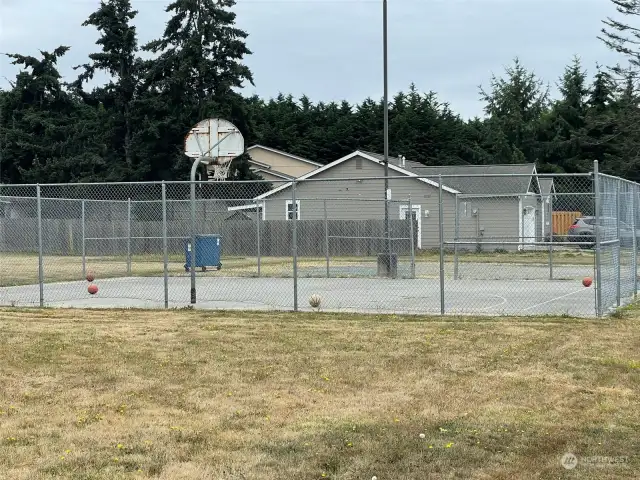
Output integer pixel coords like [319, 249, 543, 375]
[184, 234, 222, 272]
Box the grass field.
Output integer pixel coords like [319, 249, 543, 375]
[0, 306, 637, 479]
[0, 249, 595, 287]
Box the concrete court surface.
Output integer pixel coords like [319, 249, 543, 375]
[314, 262, 594, 281]
[0, 275, 599, 317]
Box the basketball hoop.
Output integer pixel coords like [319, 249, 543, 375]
[210, 161, 233, 181]
[186, 118, 245, 306]
[184, 118, 244, 182]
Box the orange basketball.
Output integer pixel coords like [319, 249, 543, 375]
[582, 277, 593, 288]
[86, 272, 95, 282]
[88, 284, 98, 295]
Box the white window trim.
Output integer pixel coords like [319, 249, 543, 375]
[460, 201, 470, 218]
[285, 200, 300, 220]
[399, 204, 421, 218]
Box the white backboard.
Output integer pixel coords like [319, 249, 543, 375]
[184, 118, 245, 164]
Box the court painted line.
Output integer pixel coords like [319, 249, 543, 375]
[520, 288, 589, 313]
[476, 294, 508, 311]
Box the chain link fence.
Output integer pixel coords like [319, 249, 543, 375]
[595, 170, 639, 315]
[0, 162, 636, 316]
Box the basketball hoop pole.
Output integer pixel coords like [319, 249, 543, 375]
[189, 132, 233, 304]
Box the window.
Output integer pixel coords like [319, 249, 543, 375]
[399, 205, 420, 221]
[286, 200, 300, 220]
[355, 157, 363, 170]
[460, 201, 470, 217]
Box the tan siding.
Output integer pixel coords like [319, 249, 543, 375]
[248, 148, 318, 178]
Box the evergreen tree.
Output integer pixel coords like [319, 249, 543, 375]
[600, 0, 640, 73]
[73, 0, 141, 180]
[0, 48, 104, 183]
[479, 58, 550, 164]
[598, 1, 640, 179]
[583, 67, 620, 170]
[539, 57, 590, 172]
[141, 0, 254, 180]
[605, 72, 640, 180]
[2, 0, 640, 185]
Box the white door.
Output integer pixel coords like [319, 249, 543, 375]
[399, 205, 422, 249]
[522, 206, 536, 250]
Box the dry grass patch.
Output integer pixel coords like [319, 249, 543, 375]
[0, 308, 638, 479]
[1, 250, 593, 287]
[0, 254, 297, 286]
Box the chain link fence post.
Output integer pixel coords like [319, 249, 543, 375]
[438, 175, 445, 315]
[81, 199, 86, 278]
[127, 197, 132, 276]
[324, 199, 329, 278]
[408, 195, 415, 278]
[633, 184, 638, 297]
[36, 184, 44, 307]
[548, 191, 553, 280]
[162, 182, 169, 308]
[454, 193, 459, 280]
[616, 180, 621, 307]
[292, 180, 298, 311]
[594, 162, 603, 316]
[256, 201, 261, 277]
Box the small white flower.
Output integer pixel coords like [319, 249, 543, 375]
[419, 433, 426, 439]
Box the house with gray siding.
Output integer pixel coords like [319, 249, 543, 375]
[229, 150, 549, 250]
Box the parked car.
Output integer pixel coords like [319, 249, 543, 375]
[567, 216, 640, 249]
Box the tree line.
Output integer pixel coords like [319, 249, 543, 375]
[1, 0, 639, 185]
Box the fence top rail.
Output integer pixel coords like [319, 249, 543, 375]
[0, 195, 263, 203]
[3, 192, 592, 201]
[297, 173, 595, 181]
[456, 192, 594, 199]
[0, 172, 598, 189]
[598, 172, 640, 187]
[0, 195, 420, 204]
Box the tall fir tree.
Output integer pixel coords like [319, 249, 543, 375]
[0, 48, 104, 183]
[479, 58, 550, 164]
[539, 57, 590, 172]
[598, 1, 640, 178]
[606, 72, 640, 180]
[73, 0, 140, 180]
[600, 0, 640, 73]
[142, 0, 254, 180]
[583, 67, 620, 170]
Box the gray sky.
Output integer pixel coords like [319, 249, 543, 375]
[0, 0, 623, 119]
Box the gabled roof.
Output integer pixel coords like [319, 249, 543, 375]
[360, 151, 429, 173]
[402, 162, 538, 195]
[247, 158, 272, 169]
[360, 151, 538, 195]
[247, 145, 323, 167]
[538, 178, 555, 196]
[253, 150, 460, 200]
[251, 168, 294, 180]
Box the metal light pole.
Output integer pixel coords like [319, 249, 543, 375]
[383, 0, 392, 276]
